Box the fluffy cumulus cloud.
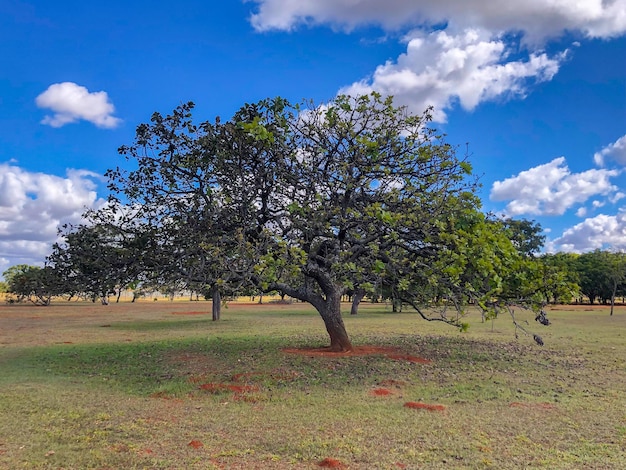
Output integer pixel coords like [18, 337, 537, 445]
[489, 157, 621, 216]
[36, 82, 122, 129]
[547, 211, 626, 253]
[249, 0, 626, 40]
[0, 163, 106, 272]
[340, 28, 565, 121]
[594, 134, 626, 166]
[249, 0, 624, 120]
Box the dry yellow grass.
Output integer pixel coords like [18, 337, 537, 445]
[0, 301, 625, 469]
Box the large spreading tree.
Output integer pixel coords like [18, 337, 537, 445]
[99, 93, 547, 351]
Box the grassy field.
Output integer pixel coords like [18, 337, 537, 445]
[0, 300, 625, 469]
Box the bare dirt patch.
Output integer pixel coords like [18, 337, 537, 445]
[318, 457, 346, 468]
[187, 440, 203, 449]
[197, 382, 262, 403]
[404, 402, 446, 411]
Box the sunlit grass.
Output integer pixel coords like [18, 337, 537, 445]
[0, 301, 625, 468]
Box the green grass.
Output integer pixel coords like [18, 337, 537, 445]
[0, 301, 625, 468]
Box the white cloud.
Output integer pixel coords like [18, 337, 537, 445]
[490, 157, 621, 216]
[36, 82, 122, 129]
[249, 0, 626, 40]
[0, 163, 106, 270]
[249, 1, 624, 120]
[593, 134, 626, 166]
[547, 210, 626, 253]
[340, 28, 565, 121]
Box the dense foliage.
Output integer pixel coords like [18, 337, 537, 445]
[4, 94, 585, 348]
[2, 264, 60, 305]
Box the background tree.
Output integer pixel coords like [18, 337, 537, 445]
[48, 208, 147, 304]
[575, 250, 611, 305]
[600, 250, 626, 315]
[537, 252, 580, 304]
[2, 264, 61, 305]
[502, 217, 545, 257]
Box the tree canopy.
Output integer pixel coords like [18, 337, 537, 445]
[41, 93, 562, 350]
[99, 93, 554, 350]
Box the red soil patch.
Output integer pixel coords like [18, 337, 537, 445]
[404, 402, 446, 411]
[188, 440, 203, 449]
[371, 388, 393, 396]
[509, 402, 557, 410]
[318, 457, 346, 468]
[283, 345, 430, 364]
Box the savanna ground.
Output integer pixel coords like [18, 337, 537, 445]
[0, 299, 625, 469]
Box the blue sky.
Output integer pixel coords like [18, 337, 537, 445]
[1, 0, 625, 272]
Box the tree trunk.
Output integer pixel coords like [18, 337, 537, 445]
[212, 285, 221, 321]
[350, 288, 365, 315]
[318, 294, 352, 352]
[268, 280, 353, 351]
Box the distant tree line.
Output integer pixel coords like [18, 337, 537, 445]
[7, 247, 625, 309]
